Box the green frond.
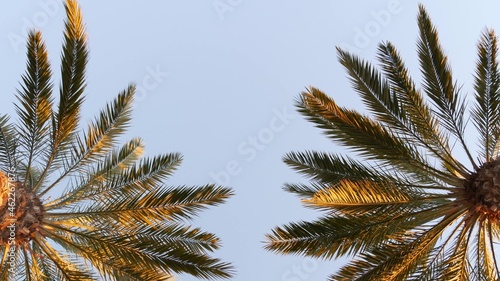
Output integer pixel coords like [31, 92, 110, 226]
[43, 221, 233, 280]
[284, 151, 384, 185]
[32, 236, 95, 281]
[282, 182, 326, 198]
[76, 84, 135, 160]
[55, 0, 88, 144]
[37, 0, 89, 188]
[46, 153, 183, 211]
[330, 207, 464, 280]
[416, 4, 477, 170]
[298, 87, 457, 185]
[14, 30, 54, 185]
[339, 45, 464, 176]
[336, 47, 405, 128]
[119, 223, 223, 254]
[29, 243, 60, 281]
[45, 137, 145, 210]
[0, 115, 18, 171]
[47, 184, 233, 223]
[472, 29, 500, 162]
[437, 218, 474, 281]
[36, 84, 135, 196]
[266, 203, 455, 262]
[376, 41, 467, 177]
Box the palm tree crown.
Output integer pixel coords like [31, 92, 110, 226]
[266, 5, 500, 280]
[0, 1, 233, 280]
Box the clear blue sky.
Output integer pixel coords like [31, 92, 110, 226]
[2, 1, 500, 280]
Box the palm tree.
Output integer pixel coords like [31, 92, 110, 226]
[265, 5, 500, 280]
[0, 1, 233, 280]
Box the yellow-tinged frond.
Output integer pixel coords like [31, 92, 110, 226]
[439, 217, 474, 281]
[482, 221, 500, 279]
[33, 236, 95, 280]
[300, 87, 459, 185]
[64, 0, 86, 41]
[38, 85, 135, 197]
[303, 179, 434, 215]
[331, 207, 464, 280]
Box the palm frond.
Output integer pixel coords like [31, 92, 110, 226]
[0, 115, 18, 171]
[54, 0, 88, 147]
[45, 153, 183, 211]
[376, 41, 467, 177]
[32, 236, 95, 281]
[266, 203, 454, 261]
[284, 151, 384, 185]
[336, 48, 405, 128]
[43, 221, 232, 280]
[298, 87, 457, 185]
[416, 4, 477, 170]
[438, 218, 474, 281]
[34, 0, 89, 193]
[44, 137, 144, 210]
[302, 179, 446, 216]
[478, 221, 500, 280]
[330, 207, 463, 280]
[14, 31, 53, 186]
[37, 84, 134, 196]
[47, 184, 233, 223]
[472, 30, 500, 162]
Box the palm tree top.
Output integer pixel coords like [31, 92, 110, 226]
[266, 4, 500, 280]
[0, 0, 234, 280]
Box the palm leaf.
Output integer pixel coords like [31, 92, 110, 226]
[0, 115, 18, 171]
[266, 203, 452, 261]
[47, 184, 233, 223]
[33, 0, 89, 194]
[14, 31, 53, 186]
[44, 137, 145, 209]
[472, 30, 500, 162]
[302, 179, 445, 216]
[46, 153, 183, 211]
[37, 85, 134, 197]
[330, 207, 463, 280]
[32, 236, 95, 281]
[416, 4, 476, 170]
[377, 42, 467, 177]
[298, 87, 456, 185]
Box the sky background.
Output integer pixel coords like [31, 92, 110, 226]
[2, 1, 500, 280]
